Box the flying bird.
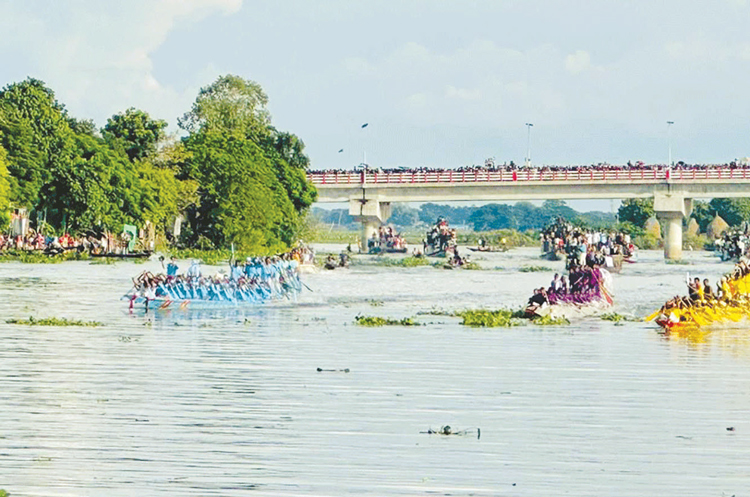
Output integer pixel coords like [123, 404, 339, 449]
[361, 123, 368, 128]
[338, 149, 344, 153]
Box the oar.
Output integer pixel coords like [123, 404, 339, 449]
[644, 309, 662, 322]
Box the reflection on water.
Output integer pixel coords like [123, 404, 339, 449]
[1, 248, 749, 496]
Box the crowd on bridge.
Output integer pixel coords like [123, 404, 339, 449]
[309, 159, 750, 177]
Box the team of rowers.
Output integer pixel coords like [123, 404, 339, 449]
[652, 260, 750, 328]
[129, 255, 302, 308]
[526, 266, 612, 316]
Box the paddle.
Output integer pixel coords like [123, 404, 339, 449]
[644, 309, 662, 322]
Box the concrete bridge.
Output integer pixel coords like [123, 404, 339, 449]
[308, 167, 750, 259]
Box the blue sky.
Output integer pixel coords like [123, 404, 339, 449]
[1, 0, 750, 211]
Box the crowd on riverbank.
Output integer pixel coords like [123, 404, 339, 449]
[540, 218, 636, 269]
[309, 160, 750, 176]
[0, 230, 128, 255]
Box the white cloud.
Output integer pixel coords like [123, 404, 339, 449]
[565, 50, 591, 74]
[445, 85, 481, 101]
[0, 0, 243, 127]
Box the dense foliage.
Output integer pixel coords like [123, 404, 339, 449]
[312, 200, 616, 232]
[0, 75, 316, 252]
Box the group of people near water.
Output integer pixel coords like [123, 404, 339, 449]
[129, 253, 303, 308]
[714, 229, 750, 261]
[424, 217, 457, 254]
[368, 226, 408, 253]
[526, 266, 612, 315]
[540, 218, 636, 269]
[0, 230, 125, 255]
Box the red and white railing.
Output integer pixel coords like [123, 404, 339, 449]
[308, 167, 750, 186]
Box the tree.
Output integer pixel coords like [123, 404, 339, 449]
[103, 108, 168, 162]
[0, 78, 75, 208]
[389, 203, 419, 227]
[182, 130, 299, 252]
[178, 75, 270, 138]
[709, 198, 750, 227]
[0, 143, 11, 230]
[690, 200, 714, 232]
[469, 204, 518, 231]
[618, 198, 654, 228]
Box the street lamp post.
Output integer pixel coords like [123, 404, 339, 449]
[667, 120, 674, 166]
[525, 122, 534, 166]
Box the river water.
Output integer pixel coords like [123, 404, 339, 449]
[1, 247, 749, 496]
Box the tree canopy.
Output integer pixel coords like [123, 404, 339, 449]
[0, 74, 316, 252]
[103, 107, 167, 162]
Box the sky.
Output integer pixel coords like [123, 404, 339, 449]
[1, 0, 750, 205]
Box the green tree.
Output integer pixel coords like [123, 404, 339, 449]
[618, 198, 654, 228]
[183, 130, 298, 252]
[0, 143, 11, 229]
[709, 198, 750, 227]
[0, 78, 75, 208]
[178, 74, 270, 138]
[103, 107, 167, 162]
[690, 200, 714, 232]
[390, 203, 419, 227]
[469, 204, 518, 231]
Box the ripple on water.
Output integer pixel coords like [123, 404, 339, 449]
[1, 249, 749, 496]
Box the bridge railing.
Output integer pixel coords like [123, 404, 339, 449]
[308, 167, 750, 185]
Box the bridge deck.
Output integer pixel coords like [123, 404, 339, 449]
[308, 167, 750, 186]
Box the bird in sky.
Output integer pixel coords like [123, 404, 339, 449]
[338, 149, 344, 153]
[361, 123, 368, 128]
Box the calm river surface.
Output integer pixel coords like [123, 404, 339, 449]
[1, 247, 749, 496]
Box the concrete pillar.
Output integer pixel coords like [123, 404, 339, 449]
[660, 212, 683, 260]
[349, 198, 392, 251]
[362, 218, 380, 250]
[654, 193, 692, 261]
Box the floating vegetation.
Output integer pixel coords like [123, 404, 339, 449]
[366, 299, 384, 307]
[417, 308, 456, 317]
[666, 260, 691, 265]
[519, 265, 553, 273]
[0, 490, 7, 497]
[457, 309, 569, 327]
[457, 309, 524, 327]
[462, 261, 482, 270]
[600, 312, 640, 323]
[376, 256, 431, 268]
[355, 315, 420, 326]
[6, 316, 103, 327]
[532, 315, 570, 326]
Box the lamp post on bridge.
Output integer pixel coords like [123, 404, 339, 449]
[525, 122, 534, 167]
[667, 120, 674, 166]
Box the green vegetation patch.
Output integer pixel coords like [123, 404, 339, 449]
[6, 316, 103, 327]
[355, 315, 420, 327]
[458, 309, 523, 327]
[457, 309, 570, 327]
[600, 312, 640, 323]
[519, 265, 553, 272]
[376, 256, 431, 267]
[0, 250, 90, 264]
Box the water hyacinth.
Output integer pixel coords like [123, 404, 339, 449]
[354, 315, 420, 327]
[6, 316, 103, 327]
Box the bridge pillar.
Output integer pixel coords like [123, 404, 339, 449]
[654, 193, 692, 260]
[349, 198, 391, 251]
